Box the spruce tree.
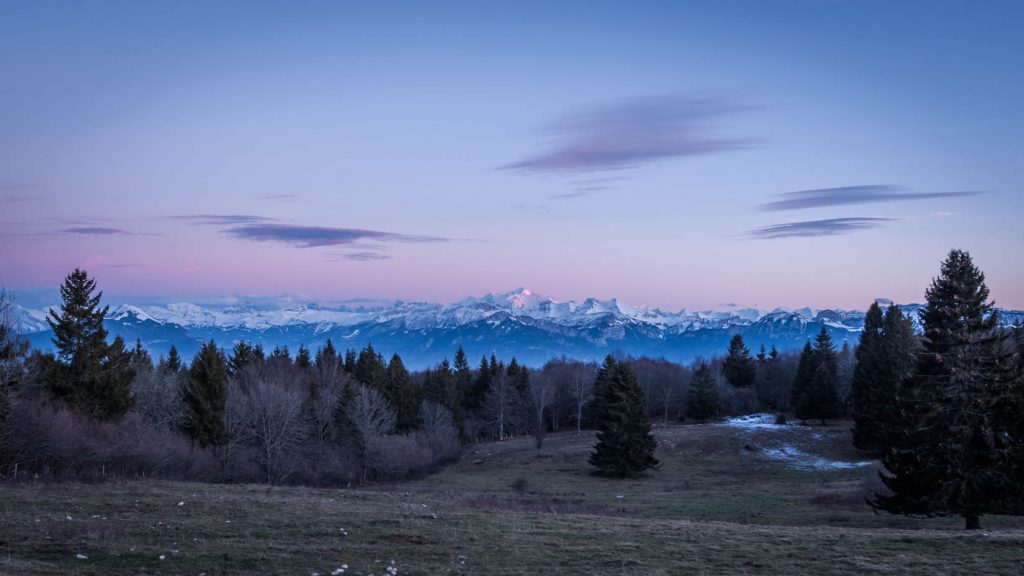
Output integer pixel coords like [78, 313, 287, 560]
[343, 349, 357, 374]
[45, 268, 134, 420]
[589, 356, 659, 478]
[795, 326, 839, 424]
[334, 380, 362, 458]
[316, 339, 340, 367]
[879, 304, 918, 445]
[383, 353, 420, 432]
[872, 249, 1020, 529]
[453, 346, 474, 410]
[851, 302, 886, 449]
[685, 360, 719, 422]
[465, 354, 492, 412]
[228, 341, 259, 376]
[722, 334, 756, 387]
[295, 344, 312, 371]
[354, 344, 385, 387]
[790, 340, 814, 413]
[163, 345, 182, 373]
[180, 340, 229, 448]
[130, 338, 153, 372]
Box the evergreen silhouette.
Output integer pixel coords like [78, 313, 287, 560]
[354, 344, 385, 387]
[589, 356, 659, 478]
[685, 359, 719, 422]
[162, 345, 182, 373]
[180, 340, 229, 448]
[45, 268, 135, 420]
[792, 326, 839, 424]
[295, 344, 312, 371]
[228, 341, 261, 376]
[872, 249, 1020, 530]
[722, 334, 756, 387]
[790, 340, 814, 413]
[464, 354, 492, 412]
[851, 302, 886, 449]
[130, 338, 153, 371]
[383, 353, 420, 432]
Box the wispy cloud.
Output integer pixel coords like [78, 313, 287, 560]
[501, 95, 757, 174]
[550, 189, 603, 200]
[929, 210, 959, 217]
[757, 185, 985, 212]
[747, 217, 896, 239]
[327, 251, 391, 262]
[60, 226, 135, 236]
[171, 214, 273, 225]
[225, 223, 450, 248]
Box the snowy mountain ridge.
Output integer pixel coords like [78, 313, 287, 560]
[14, 288, 1024, 369]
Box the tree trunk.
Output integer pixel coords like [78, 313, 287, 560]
[965, 514, 981, 530]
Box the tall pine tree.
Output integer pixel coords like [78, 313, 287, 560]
[589, 356, 659, 478]
[45, 268, 134, 420]
[180, 340, 229, 448]
[383, 353, 420, 432]
[685, 360, 719, 422]
[722, 334, 756, 388]
[872, 249, 1020, 529]
[852, 302, 886, 449]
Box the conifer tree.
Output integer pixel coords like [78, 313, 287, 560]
[180, 340, 229, 448]
[589, 356, 659, 478]
[685, 360, 719, 422]
[343, 349, 357, 374]
[790, 340, 814, 412]
[465, 354, 492, 412]
[383, 353, 420, 432]
[879, 304, 918, 445]
[333, 380, 362, 457]
[425, 358, 466, 434]
[228, 341, 259, 376]
[453, 346, 473, 408]
[722, 334, 756, 387]
[852, 302, 886, 449]
[795, 326, 839, 424]
[45, 269, 135, 420]
[316, 339, 339, 367]
[872, 249, 1020, 529]
[354, 344, 385, 387]
[295, 344, 312, 371]
[130, 338, 153, 371]
[270, 345, 291, 362]
[163, 345, 182, 373]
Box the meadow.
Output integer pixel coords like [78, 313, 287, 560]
[2, 418, 1022, 575]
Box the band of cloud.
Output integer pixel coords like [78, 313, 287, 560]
[225, 223, 450, 248]
[501, 95, 757, 174]
[747, 217, 895, 239]
[61, 226, 135, 236]
[757, 185, 984, 211]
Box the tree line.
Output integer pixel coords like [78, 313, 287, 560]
[1, 249, 1021, 529]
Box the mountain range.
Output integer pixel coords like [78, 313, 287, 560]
[15, 289, 1024, 369]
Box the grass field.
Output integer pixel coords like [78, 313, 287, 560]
[3, 418, 1023, 575]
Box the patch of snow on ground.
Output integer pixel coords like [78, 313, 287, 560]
[718, 413, 787, 430]
[759, 444, 873, 470]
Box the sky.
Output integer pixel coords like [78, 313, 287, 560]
[2, 0, 1022, 310]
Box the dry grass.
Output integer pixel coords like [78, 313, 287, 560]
[2, 420, 1023, 575]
